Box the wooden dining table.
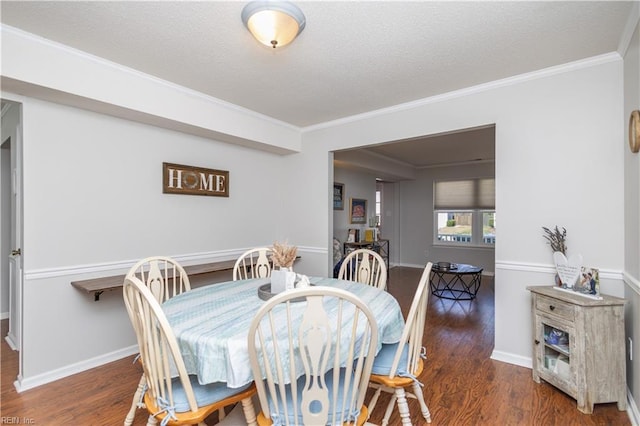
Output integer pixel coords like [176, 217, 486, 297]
[162, 276, 405, 388]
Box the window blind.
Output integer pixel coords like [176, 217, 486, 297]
[434, 178, 495, 210]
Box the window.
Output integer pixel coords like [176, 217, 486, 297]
[434, 178, 495, 245]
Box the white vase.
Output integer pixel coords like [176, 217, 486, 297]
[271, 267, 295, 293]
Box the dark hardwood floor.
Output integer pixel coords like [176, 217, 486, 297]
[1, 266, 631, 425]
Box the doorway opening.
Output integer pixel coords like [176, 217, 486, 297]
[1, 99, 23, 381]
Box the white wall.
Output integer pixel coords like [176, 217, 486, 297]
[379, 181, 398, 265]
[397, 161, 495, 271]
[623, 10, 640, 419]
[333, 167, 377, 246]
[11, 96, 328, 388]
[300, 55, 626, 369]
[2, 22, 637, 408]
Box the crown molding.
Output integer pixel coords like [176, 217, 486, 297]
[304, 52, 621, 133]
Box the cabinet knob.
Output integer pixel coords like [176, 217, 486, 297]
[534, 339, 540, 345]
[549, 305, 555, 311]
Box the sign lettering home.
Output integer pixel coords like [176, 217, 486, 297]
[163, 162, 229, 197]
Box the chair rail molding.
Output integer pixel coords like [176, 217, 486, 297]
[26, 246, 328, 280]
[495, 260, 624, 282]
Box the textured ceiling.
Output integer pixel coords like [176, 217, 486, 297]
[0, 1, 634, 169]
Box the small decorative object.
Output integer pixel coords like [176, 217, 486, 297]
[333, 183, 345, 210]
[270, 269, 296, 293]
[436, 261, 453, 270]
[271, 241, 297, 269]
[296, 274, 311, 288]
[629, 109, 640, 153]
[576, 267, 600, 297]
[543, 225, 568, 286]
[270, 241, 298, 293]
[542, 226, 567, 254]
[364, 229, 375, 242]
[349, 198, 367, 224]
[553, 252, 583, 289]
[258, 283, 305, 302]
[162, 162, 229, 197]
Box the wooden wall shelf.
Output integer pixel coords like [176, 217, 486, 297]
[71, 257, 301, 301]
[71, 259, 238, 301]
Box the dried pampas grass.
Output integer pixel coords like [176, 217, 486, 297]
[272, 241, 297, 268]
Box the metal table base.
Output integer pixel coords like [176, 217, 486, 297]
[429, 263, 483, 300]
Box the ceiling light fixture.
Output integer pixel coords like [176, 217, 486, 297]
[241, 1, 306, 49]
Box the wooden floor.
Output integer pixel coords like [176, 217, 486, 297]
[1, 266, 631, 425]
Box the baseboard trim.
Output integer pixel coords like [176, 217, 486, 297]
[14, 345, 139, 393]
[490, 349, 532, 369]
[627, 388, 639, 425]
[4, 333, 18, 351]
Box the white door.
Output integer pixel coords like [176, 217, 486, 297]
[1, 100, 22, 351]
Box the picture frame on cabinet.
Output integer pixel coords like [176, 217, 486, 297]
[349, 198, 367, 224]
[575, 267, 600, 298]
[333, 182, 345, 210]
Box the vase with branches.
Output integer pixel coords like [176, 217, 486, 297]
[542, 225, 567, 287]
[542, 226, 567, 255]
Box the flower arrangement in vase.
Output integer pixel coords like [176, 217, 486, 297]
[270, 241, 297, 293]
[271, 241, 297, 270]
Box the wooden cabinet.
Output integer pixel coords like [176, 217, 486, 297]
[527, 286, 626, 414]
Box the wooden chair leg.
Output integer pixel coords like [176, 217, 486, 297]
[412, 381, 431, 423]
[367, 384, 384, 415]
[241, 396, 258, 426]
[124, 374, 146, 426]
[394, 388, 412, 426]
[380, 394, 396, 426]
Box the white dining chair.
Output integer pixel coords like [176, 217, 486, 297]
[367, 262, 434, 425]
[124, 256, 192, 426]
[338, 248, 387, 290]
[126, 256, 192, 303]
[247, 286, 379, 426]
[123, 275, 258, 426]
[233, 247, 274, 281]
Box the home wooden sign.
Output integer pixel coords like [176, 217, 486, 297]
[163, 162, 229, 197]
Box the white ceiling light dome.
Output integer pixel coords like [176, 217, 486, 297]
[241, 1, 306, 49]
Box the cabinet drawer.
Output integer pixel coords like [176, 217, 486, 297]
[535, 294, 575, 322]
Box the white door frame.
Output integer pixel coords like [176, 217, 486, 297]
[1, 100, 23, 364]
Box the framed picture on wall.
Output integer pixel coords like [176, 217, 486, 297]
[333, 183, 345, 210]
[349, 198, 367, 224]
